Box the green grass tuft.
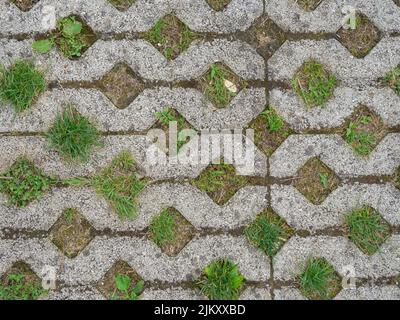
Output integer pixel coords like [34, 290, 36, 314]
[198, 258, 245, 300]
[149, 208, 176, 246]
[245, 211, 293, 257]
[345, 206, 391, 255]
[299, 257, 341, 300]
[92, 152, 146, 220]
[260, 107, 285, 133]
[64, 208, 76, 224]
[0, 158, 54, 207]
[292, 60, 337, 107]
[345, 121, 375, 156]
[155, 108, 186, 130]
[47, 106, 100, 162]
[384, 65, 400, 96]
[62, 152, 147, 220]
[0, 61, 46, 113]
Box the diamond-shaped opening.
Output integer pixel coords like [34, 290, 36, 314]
[245, 209, 293, 257]
[344, 206, 391, 255]
[199, 62, 247, 108]
[384, 65, 400, 96]
[293, 157, 340, 205]
[149, 207, 196, 257]
[108, 0, 136, 11]
[10, 0, 40, 11]
[152, 107, 197, 154]
[394, 0, 400, 7]
[394, 167, 400, 190]
[93, 151, 148, 220]
[49, 208, 95, 258]
[47, 105, 100, 162]
[342, 105, 387, 156]
[395, 274, 400, 287]
[99, 63, 145, 109]
[54, 15, 98, 60]
[192, 162, 249, 205]
[97, 260, 144, 300]
[249, 107, 293, 156]
[336, 12, 381, 58]
[206, 0, 232, 11]
[298, 257, 342, 300]
[197, 258, 245, 300]
[0, 261, 47, 300]
[295, 0, 323, 12]
[247, 16, 286, 60]
[292, 60, 338, 108]
[0, 60, 46, 114]
[142, 14, 200, 60]
[0, 157, 54, 208]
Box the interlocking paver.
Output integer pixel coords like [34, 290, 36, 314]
[0, 0, 399, 300]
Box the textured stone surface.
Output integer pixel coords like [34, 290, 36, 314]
[0, 0, 399, 300]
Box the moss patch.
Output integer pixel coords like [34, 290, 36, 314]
[296, 0, 323, 12]
[250, 107, 293, 156]
[343, 106, 386, 156]
[345, 206, 391, 255]
[108, 0, 136, 11]
[10, 0, 39, 11]
[0, 262, 47, 300]
[0, 60, 46, 113]
[142, 15, 199, 60]
[248, 17, 286, 60]
[293, 157, 340, 205]
[99, 63, 144, 109]
[245, 209, 293, 257]
[292, 60, 337, 107]
[49, 208, 95, 258]
[0, 158, 54, 207]
[206, 0, 232, 11]
[298, 257, 341, 300]
[197, 258, 245, 300]
[97, 261, 144, 300]
[336, 13, 381, 58]
[199, 63, 247, 108]
[149, 207, 196, 257]
[192, 163, 248, 205]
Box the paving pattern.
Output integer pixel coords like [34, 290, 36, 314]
[0, 0, 400, 300]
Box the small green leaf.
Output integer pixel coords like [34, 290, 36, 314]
[132, 280, 144, 295]
[62, 19, 82, 37]
[32, 39, 54, 54]
[115, 274, 131, 292]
